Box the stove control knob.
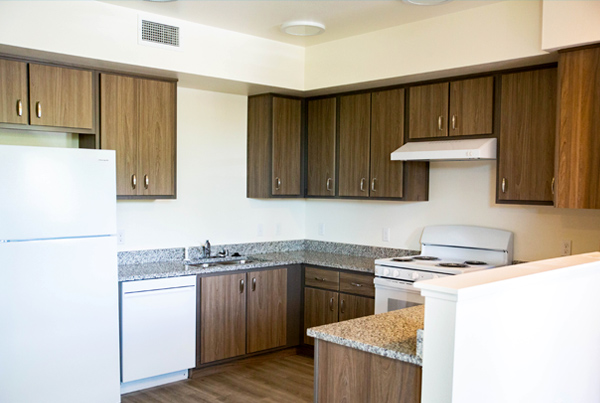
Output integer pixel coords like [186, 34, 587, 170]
[383, 268, 390, 276]
[411, 272, 420, 281]
[393, 269, 400, 278]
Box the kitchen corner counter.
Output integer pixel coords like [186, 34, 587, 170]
[118, 250, 378, 282]
[307, 305, 424, 366]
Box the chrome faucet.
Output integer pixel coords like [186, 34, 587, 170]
[203, 239, 211, 258]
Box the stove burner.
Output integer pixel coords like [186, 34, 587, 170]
[438, 263, 469, 268]
[465, 260, 488, 266]
[391, 257, 414, 262]
[413, 256, 439, 261]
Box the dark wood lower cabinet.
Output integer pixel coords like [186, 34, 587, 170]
[316, 340, 422, 403]
[304, 288, 339, 345]
[339, 293, 375, 322]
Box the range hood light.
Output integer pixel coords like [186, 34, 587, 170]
[391, 138, 497, 161]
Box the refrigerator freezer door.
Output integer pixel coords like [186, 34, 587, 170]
[0, 236, 120, 403]
[0, 145, 117, 241]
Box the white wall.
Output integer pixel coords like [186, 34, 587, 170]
[305, 0, 547, 90]
[115, 87, 306, 251]
[305, 161, 600, 262]
[542, 0, 600, 51]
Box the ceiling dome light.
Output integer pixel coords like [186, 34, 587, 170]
[281, 21, 325, 37]
[402, 0, 452, 5]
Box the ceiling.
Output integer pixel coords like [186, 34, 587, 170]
[101, 0, 501, 47]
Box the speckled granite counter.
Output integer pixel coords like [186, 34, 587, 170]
[307, 305, 424, 366]
[119, 250, 383, 281]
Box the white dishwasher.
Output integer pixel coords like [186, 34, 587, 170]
[120, 275, 196, 393]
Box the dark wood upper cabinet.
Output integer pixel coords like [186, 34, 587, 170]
[272, 97, 302, 196]
[100, 73, 176, 199]
[247, 94, 302, 198]
[408, 82, 449, 139]
[29, 64, 94, 130]
[370, 88, 405, 198]
[0, 59, 28, 125]
[408, 76, 494, 140]
[498, 68, 557, 204]
[307, 97, 336, 197]
[556, 46, 600, 209]
[200, 273, 246, 365]
[246, 268, 287, 354]
[338, 93, 371, 197]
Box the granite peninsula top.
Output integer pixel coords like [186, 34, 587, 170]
[307, 305, 424, 366]
[119, 250, 380, 282]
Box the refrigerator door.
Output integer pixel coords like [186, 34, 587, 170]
[0, 145, 117, 241]
[0, 236, 120, 403]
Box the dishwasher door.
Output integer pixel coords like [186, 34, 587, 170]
[121, 276, 197, 383]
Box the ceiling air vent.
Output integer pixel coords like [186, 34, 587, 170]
[138, 17, 181, 50]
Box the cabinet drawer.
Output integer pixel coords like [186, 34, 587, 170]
[305, 267, 339, 290]
[339, 272, 375, 297]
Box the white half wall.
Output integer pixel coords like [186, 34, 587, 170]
[305, 161, 600, 262]
[115, 87, 306, 251]
[542, 0, 600, 51]
[305, 0, 547, 90]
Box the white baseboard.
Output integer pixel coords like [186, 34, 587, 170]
[120, 369, 189, 395]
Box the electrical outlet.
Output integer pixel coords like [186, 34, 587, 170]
[561, 239, 572, 256]
[257, 224, 264, 237]
[117, 230, 124, 245]
[383, 228, 391, 242]
[275, 223, 282, 236]
[318, 223, 325, 236]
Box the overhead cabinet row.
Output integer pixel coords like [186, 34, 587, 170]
[0, 56, 177, 199]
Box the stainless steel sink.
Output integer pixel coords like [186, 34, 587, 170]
[186, 258, 254, 268]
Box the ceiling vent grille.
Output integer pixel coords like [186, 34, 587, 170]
[139, 19, 180, 48]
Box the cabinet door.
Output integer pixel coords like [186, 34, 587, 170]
[339, 93, 371, 197]
[408, 82, 448, 139]
[100, 74, 138, 196]
[137, 78, 176, 197]
[307, 97, 336, 196]
[0, 59, 28, 125]
[29, 64, 93, 129]
[449, 77, 494, 137]
[556, 47, 600, 209]
[247, 268, 287, 353]
[200, 273, 246, 364]
[370, 88, 404, 198]
[304, 287, 338, 345]
[339, 293, 374, 322]
[272, 97, 302, 196]
[498, 69, 556, 203]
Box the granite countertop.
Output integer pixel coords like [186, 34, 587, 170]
[307, 305, 425, 366]
[119, 250, 377, 282]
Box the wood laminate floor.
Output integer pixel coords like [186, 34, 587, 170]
[121, 354, 314, 403]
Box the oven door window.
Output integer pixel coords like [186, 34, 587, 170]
[374, 279, 425, 314]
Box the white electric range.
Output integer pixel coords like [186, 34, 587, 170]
[374, 225, 514, 313]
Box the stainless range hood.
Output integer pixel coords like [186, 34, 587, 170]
[391, 138, 497, 161]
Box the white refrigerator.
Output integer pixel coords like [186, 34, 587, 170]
[0, 145, 120, 403]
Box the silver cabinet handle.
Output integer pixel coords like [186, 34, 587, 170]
[451, 115, 457, 130]
[329, 297, 334, 311]
[360, 178, 366, 192]
[351, 282, 363, 288]
[551, 177, 555, 195]
[16, 100, 23, 117]
[252, 277, 256, 292]
[314, 277, 326, 282]
[326, 178, 333, 192]
[239, 279, 244, 293]
[438, 115, 443, 131]
[340, 299, 346, 314]
[502, 178, 506, 193]
[275, 177, 281, 190]
[371, 178, 377, 192]
[144, 175, 149, 189]
[131, 174, 137, 189]
[36, 102, 42, 118]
